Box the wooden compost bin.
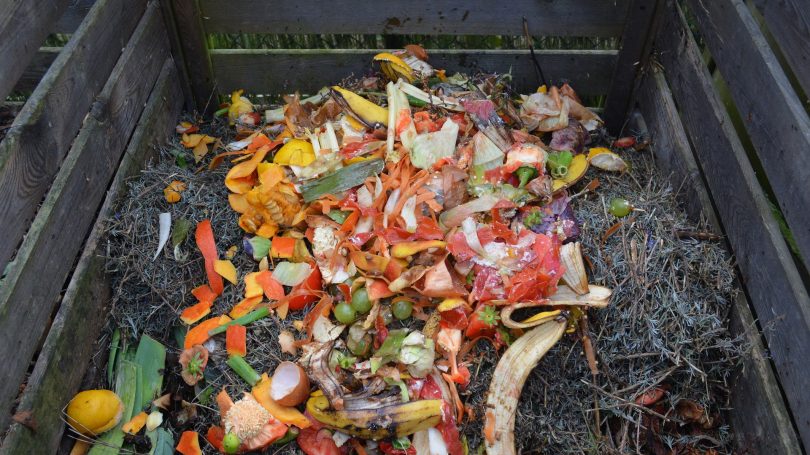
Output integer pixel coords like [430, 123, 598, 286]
[0, 0, 807, 453]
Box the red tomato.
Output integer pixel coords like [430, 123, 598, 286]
[297, 427, 340, 455]
[413, 111, 440, 133]
[288, 265, 323, 310]
[465, 303, 499, 339]
[446, 232, 477, 262]
[439, 306, 469, 330]
[379, 441, 416, 455]
[418, 376, 463, 455]
[470, 267, 505, 302]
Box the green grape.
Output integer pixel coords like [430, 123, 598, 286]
[609, 197, 632, 218]
[334, 302, 357, 324]
[392, 300, 413, 320]
[223, 432, 240, 454]
[350, 288, 372, 314]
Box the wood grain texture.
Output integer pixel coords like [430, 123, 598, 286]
[52, 0, 96, 33]
[211, 48, 617, 96]
[635, 69, 802, 454]
[603, 0, 661, 133]
[636, 70, 719, 229]
[0, 0, 148, 274]
[752, 0, 810, 102]
[0, 3, 168, 434]
[687, 0, 810, 274]
[14, 48, 61, 93]
[0, 58, 183, 455]
[199, 0, 630, 36]
[658, 2, 810, 448]
[0, 0, 70, 101]
[171, 0, 215, 114]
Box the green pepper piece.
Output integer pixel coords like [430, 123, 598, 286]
[515, 165, 538, 188]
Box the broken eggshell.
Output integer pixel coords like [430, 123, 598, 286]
[270, 361, 310, 407]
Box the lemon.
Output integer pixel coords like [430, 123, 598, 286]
[66, 390, 123, 436]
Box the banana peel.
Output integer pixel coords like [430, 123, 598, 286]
[374, 52, 415, 83]
[331, 86, 388, 128]
[484, 319, 567, 455]
[306, 393, 441, 439]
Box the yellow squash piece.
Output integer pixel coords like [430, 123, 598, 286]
[122, 411, 148, 434]
[331, 86, 388, 128]
[66, 390, 124, 436]
[214, 259, 238, 285]
[552, 154, 589, 193]
[390, 240, 447, 258]
[252, 374, 311, 428]
[437, 297, 466, 312]
[274, 138, 315, 167]
[306, 393, 442, 439]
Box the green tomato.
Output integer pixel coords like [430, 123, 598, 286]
[392, 300, 413, 320]
[223, 432, 240, 454]
[609, 197, 632, 218]
[334, 302, 357, 324]
[351, 288, 372, 314]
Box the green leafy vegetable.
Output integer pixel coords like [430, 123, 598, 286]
[301, 159, 385, 202]
[370, 329, 408, 373]
[327, 210, 351, 224]
[134, 335, 166, 411]
[107, 328, 120, 387]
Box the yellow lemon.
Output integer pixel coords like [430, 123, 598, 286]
[66, 390, 123, 436]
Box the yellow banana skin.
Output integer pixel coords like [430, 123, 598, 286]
[306, 393, 442, 439]
[331, 86, 389, 128]
[373, 52, 415, 83]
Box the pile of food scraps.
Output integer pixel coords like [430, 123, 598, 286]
[63, 46, 743, 455]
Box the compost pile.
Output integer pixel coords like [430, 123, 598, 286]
[66, 46, 743, 455]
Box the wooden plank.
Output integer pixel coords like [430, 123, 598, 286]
[727, 294, 803, 453]
[14, 48, 61, 93]
[603, 0, 661, 133]
[636, 70, 719, 229]
[0, 0, 148, 274]
[752, 0, 810, 102]
[171, 0, 215, 114]
[0, 3, 168, 434]
[657, 2, 810, 448]
[159, 0, 196, 110]
[0, 0, 70, 101]
[0, 58, 183, 455]
[211, 48, 617, 96]
[199, 0, 631, 36]
[635, 70, 802, 453]
[687, 0, 810, 274]
[52, 0, 96, 34]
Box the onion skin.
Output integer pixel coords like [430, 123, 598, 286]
[270, 361, 310, 407]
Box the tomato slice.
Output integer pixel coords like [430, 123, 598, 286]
[288, 264, 322, 310]
[296, 427, 340, 455]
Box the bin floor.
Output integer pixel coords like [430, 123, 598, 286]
[98, 119, 742, 454]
